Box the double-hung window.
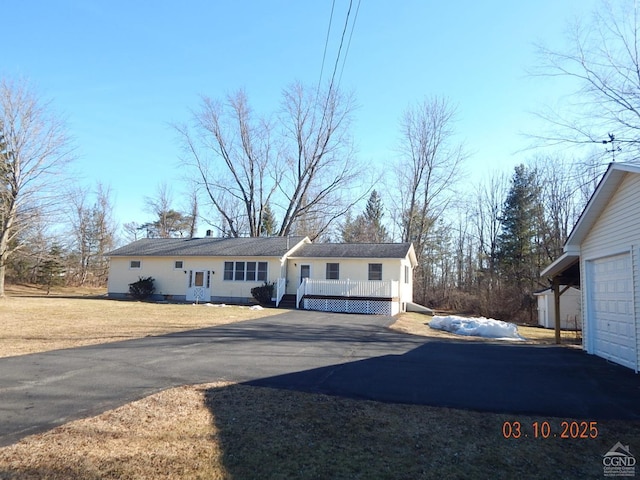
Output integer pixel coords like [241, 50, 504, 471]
[368, 263, 382, 281]
[326, 263, 339, 280]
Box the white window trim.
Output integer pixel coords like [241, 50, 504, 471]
[129, 260, 142, 270]
[174, 260, 184, 270]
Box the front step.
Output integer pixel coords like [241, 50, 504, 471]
[278, 294, 298, 309]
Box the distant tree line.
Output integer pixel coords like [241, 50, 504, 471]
[1, 0, 637, 320]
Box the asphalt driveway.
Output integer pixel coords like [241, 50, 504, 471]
[1, 310, 639, 447]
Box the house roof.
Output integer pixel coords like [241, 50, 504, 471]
[107, 236, 308, 258]
[290, 242, 417, 265]
[564, 162, 640, 250]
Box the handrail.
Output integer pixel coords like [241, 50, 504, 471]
[301, 279, 398, 298]
[296, 278, 307, 309]
[275, 277, 286, 307]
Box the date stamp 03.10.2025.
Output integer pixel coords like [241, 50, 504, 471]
[502, 420, 599, 439]
[502, 421, 637, 477]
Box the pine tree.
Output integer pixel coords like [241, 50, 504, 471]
[363, 190, 389, 243]
[341, 191, 390, 243]
[37, 245, 65, 294]
[496, 164, 542, 318]
[260, 203, 277, 236]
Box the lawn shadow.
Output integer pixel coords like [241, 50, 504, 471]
[201, 341, 640, 479]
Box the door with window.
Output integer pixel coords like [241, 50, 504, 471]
[300, 265, 310, 284]
[186, 269, 211, 302]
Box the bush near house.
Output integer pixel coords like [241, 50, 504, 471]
[128, 276, 155, 300]
[251, 282, 274, 306]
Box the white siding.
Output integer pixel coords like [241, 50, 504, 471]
[535, 288, 581, 330]
[108, 256, 282, 302]
[284, 256, 411, 303]
[581, 172, 640, 371]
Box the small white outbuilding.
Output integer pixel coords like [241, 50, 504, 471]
[533, 287, 581, 330]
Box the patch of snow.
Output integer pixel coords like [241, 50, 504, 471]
[249, 305, 264, 310]
[429, 315, 525, 341]
[202, 303, 228, 307]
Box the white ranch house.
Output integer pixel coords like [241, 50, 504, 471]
[107, 236, 418, 316]
[542, 162, 640, 372]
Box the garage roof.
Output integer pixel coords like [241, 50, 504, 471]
[565, 162, 640, 249]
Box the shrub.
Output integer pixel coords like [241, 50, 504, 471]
[129, 276, 155, 300]
[251, 281, 274, 306]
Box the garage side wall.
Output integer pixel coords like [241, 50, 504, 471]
[581, 172, 640, 371]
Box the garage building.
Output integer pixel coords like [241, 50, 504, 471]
[542, 163, 640, 371]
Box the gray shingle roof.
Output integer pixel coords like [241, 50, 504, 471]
[290, 242, 412, 259]
[107, 236, 307, 257]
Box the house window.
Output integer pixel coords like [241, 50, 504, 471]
[257, 262, 268, 281]
[247, 262, 257, 281]
[326, 263, 339, 280]
[404, 265, 410, 284]
[130, 260, 141, 269]
[223, 262, 234, 280]
[223, 261, 269, 281]
[368, 263, 382, 281]
[174, 260, 183, 270]
[235, 261, 245, 281]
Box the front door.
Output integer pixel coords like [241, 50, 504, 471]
[186, 269, 211, 303]
[300, 264, 310, 284]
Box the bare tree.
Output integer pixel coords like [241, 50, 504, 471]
[0, 78, 74, 297]
[175, 89, 279, 237]
[176, 82, 365, 238]
[470, 171, 508, 316]
[533, 0, 640, 156]
[393, 96, 466, 260]
[68, 184, 116, 286]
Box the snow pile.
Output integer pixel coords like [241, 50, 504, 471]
[249, 305, 264, 310]
[429, 315, 525, 341]
[202, 303, 228, 307]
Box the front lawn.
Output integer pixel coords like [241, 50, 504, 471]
[0, 291, 636, 479]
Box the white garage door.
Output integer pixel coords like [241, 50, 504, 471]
[588, 253, 637, 370]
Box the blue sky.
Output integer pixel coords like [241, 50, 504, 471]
[3, 0, 600, 236]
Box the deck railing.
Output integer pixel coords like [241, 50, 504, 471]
[275, 277, 286, 307]
[297, 278, 399, 299]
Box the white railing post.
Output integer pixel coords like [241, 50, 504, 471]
[275, 277, 286, 307]
[296, 278, 307, 310]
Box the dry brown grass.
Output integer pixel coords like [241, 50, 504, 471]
[0, 285, 282, 358]
[0, 383, 228, 479]
[391, 312, 582, 345]
[0, 383, 637, 479]
[0, 289, 635, 479]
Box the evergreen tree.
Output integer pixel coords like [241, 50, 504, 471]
[363, 190, 389, 243]
[340, 191, 390, 243]
[140, 209, 194, 238]
[497, 165, 540, 281]
[37, 244, 65, 294]
[496, 164, 543, 318]
[260, 203, 277, 236]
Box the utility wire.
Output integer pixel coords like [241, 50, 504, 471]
[337, 0, 361, 89]
[316, 0, 337, 103]
[326, 0, 353, 95]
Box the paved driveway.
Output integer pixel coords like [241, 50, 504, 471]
[1, 310, 639, 447]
